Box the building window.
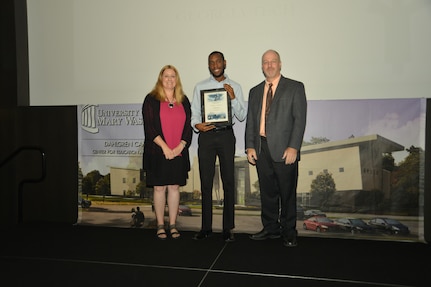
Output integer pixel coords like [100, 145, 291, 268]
[339, 167, 344, 172]
[308, 171, 313, 176]
[122, 178, 126, 183]
[133, 178, 136, 183]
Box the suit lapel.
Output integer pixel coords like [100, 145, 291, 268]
[272, 76, 286, 105]
[257, 82, 265, 119]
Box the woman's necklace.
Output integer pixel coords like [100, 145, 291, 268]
[166, 97, 175, 108]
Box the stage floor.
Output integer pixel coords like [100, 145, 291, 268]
[1, 224, 429, 287]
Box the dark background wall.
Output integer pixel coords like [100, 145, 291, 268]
[1, 0, 77, 225]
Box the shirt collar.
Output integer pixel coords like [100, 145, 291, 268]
[210, 73, 229, 83]
[266, 74, 281, 86]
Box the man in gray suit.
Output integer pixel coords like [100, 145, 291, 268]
[245, 49, 307, 247]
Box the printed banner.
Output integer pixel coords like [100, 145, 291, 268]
[78, 98, 426, 242]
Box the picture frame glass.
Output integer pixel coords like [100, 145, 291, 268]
[200, 88, 232, 126]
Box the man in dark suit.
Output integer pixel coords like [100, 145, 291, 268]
[245, 49, 307, 247]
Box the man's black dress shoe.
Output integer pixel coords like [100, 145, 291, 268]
[249, 229, 281, 240]
[193, 230, 212, 240]
[223, 230, 235, 242]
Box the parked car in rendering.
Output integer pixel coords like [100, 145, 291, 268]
[296, 205, 305, 220]
[334, 218, 375, 234]
[303, 215, 340, 233]
[303, 209, 326, 218]
[178, 204, 192, 216]
[155, 204, 193, 216]
[367, 217, 410, 235]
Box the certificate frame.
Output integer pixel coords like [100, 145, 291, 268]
[200, 88, 232, 126]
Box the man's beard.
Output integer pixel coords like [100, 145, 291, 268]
[209, 67, 225, 78]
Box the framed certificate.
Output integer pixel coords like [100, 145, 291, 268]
[200, 88, 232, 126]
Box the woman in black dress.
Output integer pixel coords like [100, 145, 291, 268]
[142, 65, 192, 239]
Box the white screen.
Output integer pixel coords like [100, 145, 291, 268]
[27, 0, 431, 105]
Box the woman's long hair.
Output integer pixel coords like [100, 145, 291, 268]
[149, 65, 186, 104]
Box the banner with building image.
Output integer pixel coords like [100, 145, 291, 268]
[78, 98, 426, 242]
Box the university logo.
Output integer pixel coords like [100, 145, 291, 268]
[81, 104, 99, 134]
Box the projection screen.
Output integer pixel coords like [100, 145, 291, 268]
[26, 0, 431, 106]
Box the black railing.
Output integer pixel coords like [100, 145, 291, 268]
[0, 146, 46, 223]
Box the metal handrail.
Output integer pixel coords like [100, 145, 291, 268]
[0, 146, 46, 223]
